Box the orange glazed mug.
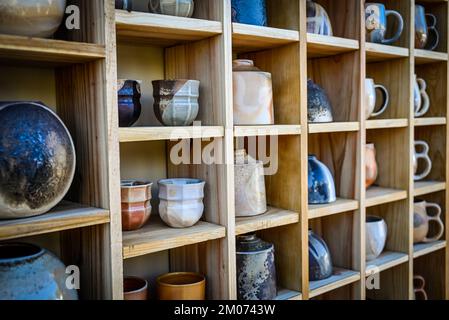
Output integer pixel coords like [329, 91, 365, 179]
[157, 272, 206, 300]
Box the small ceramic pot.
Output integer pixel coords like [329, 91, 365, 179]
[309, 230, 333, 281]
[115, 0, 133, 11]
[117, 80, 142, 127]
[158, 178, 205, 228]
[415, 5, 439, 51]
[231, 0, 267, 27]
[308, 155, 336, 204]
[365, 79, 389, 119]
[365, 3, 404, 45]
[365, 143, 378, 188]
[123, 276, 149, 300]
[120, 180, 153, 231]
[366, 215, 387, 261]
[307, 79, 334, 123]
[306, 0, 333, 36]
[414, 200, 444, 244]
[413, 141, 432, 181]
[152, 80, 200, 126]
[149, 0, 194, 18]
[414, 75, 430, 118]
[157, 272, 206, 300]
[413, 275, 428, 300]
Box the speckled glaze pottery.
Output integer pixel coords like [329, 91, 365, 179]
[233, 60, 274, 125]
[306, 0, 333, 36]
[236, 234, 277, 300]
[117, 80, 142, 127]
[149, 0, 194, 18]
[308, 155, 336, 204]
[115, 0, 132, 11]
[414, 200, 444, 244]
[413, 275, 428, 300]
[123, 276, 148, 300]
[413, 140, 432, 181]
[365, 143, 378, 188]
[120, 180, 152, 231]
[309, 230, 333, 281]
[307, 79, 333, 123]
[152, 80, 199, 126]
[415, 5, 439, 51]
[366, 215, 387, 261]
[0, 0, 66, 38]
[231, 0, 267, 26]
[0, 243, 78, 300]
[157, 272, 205, 300]
[0, 101, 75, 219]
[365, 3, 404, 45]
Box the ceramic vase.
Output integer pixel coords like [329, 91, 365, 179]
[365, 143, 378, 188]
[415, 5, 439, 51]
[0, 243, 78, 300]
[123, 276, 149, 300]
[236, 234, 277, 300]
[157, 272, 206, 300]
[365, 3, 404, 45]
[413, 275, 428, 300]
[0, 101, 75, 219]
[231, 0, 267, 26]
[413, 140, 432, 181]
[120, 180, 153, 231]
[152, 80, 200, 126]
[307, 79, 334, 123]
[158, 178, 205, 228]
[233, 59, 274, 125]
[117, 79, 142, 127]
[365, 79, 389, 119]
[309, 230, 333, 281]
[366, 215, 387, 261]
[414, 75, 430, 118]
[414, 200, 444, 244]
[308, 155, 336, 204]
[306, 0, 333, 36]
[115, 0, 133, 11]
[149, 0, 194, 18]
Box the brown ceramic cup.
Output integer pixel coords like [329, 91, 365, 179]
[120, 180, 153, 231]
[124, 276, 149, 300]
[156, 272, 206, 300]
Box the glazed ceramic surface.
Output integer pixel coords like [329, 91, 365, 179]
[115, 0, 132, 11]
[0, 243, 78, 300]
[158, 178, 205, 228]
[236, 234, 277, 300]
[414, 200, 444, 244]
[0, 0, 66, 38]
[117, 80, 142, 127]
[306, 0, 333, 36]
[365, 143, 378, 188]
[149, 0, 194, 18]
[307, 79, 334, 123]
[157, 272, 205, 300]
[365, 3, 404, 45]
[414, 75, 430, 118]
[120, 180, 153, 231]
[309, 230, 333, 281]
[0, 102, 75, 219]
[308, 155, 336, 204]
[124, 276, 148, 300]
[415, 5, 439, 51]
[365, 79, 389, 119]
[153, 80, 199, 126]
[233, 60, 274, 125]
[231, 0, 267, 26]
[413, 140, 432, 181]
[413, 275, 428, 300]
[366, 215, 387, 261]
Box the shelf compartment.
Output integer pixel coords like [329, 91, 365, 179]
[414, 181, 446, 196]
[414, 117, 447, 127]
[415, 49, 448, 65]
[122, 216, 226, 259]
[366, 119, 408, 130]
[234, 125, 301, 137]
[365, 251, 409, 276]
[307, 34, 359, 58]
[274, 288, 302, 300]
[413, 240, 446, 258]
[235, 207, 299, 236]
[365, 43, 409, 62]
[308, 122, 360, 134]
[309, 268, 360, 298]
[0, 201, 109, 241]
[365, 186, 407, 207]
[308, 198, 359, 220]
[119, 126, 224, 142]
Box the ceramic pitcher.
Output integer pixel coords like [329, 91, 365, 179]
[365, 79, 389, 119]
[414, 200, 444, 244]
[414, 75, 430, 118]
[366, 215, 387, 261]
[415, 5, 439, 51]
[231, 0, 267, 26]
[307, 79, 334, 123]
[413, 275, 428, 300]
[366, 143, 378, 188]
[365, 3, 404, 45]
[306, 0, 333, 36]
[413, 141, 432, 181]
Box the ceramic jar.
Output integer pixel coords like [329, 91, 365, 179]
[0, 243, 78, 300]
[231, 0, 267, 27]
[157, 272, 206, 300]
[152, 80, 200, 126]
[115, 0, 133, 11]
[236, 234, 277, 300]
[365, 3, 404, 45]
[413, 275, 428, 300]
[306, 0, 333, 36]
[414, 75, 430, 118]
[308, 155, 336, 204]
[0, 102, 75, 219]
[365, 143, 378, 188]
[0, 0, 66, 38]
[117, 80, 142, 127]
[234, 150, 267, 217]
[415, 5, 439, 51]
[149, 0, 194, 18]
[365, 79, 389, 119]
[124, 276, 149, 300]
[307, 79, 334, 123]
[233, 60, 274, 125]
[120, 180, 153, 231]
[414, 200, 444, 244]
[413, 140, 432, 181]
[158, 178, 205, 228]
[366, 215, 387, 261]
[309, 230, 333, 281]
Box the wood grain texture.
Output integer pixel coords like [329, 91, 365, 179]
[308, 199, 359, 219]
[307, 34, 359, 59]
[365, 251, 409, 275]
[235, 207, 299, 235]
[119, 126, 224, 142]
[365, 186, 408, 207]
[234, 125, 301, 137]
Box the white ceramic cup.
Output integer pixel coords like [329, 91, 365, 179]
[413, 141, 432, 181]
[365, 78, 389, 119]
[414, 75, 430, 117]
[366, 215, 387, 261]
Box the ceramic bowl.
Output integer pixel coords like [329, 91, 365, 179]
[157, 272, 205, 300]
[121, 201, 152, 231]
[121, 180, 152, 203]
[149, 0, 194, 18]
[366, 215, 387, 261]
[123, 276, 149, 300]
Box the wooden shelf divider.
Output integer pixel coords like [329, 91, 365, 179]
[365, 251, 409, 276]
[306, 33, 359, 58]
[365, 187, 408, 207]
[414, 181, 446, 197]
[119, 126, 224, 142]
[413, 241, 447, 259]
[235, 207, 299, 236]
[309, 268, 361, 298]
[308, 198, 359, 219]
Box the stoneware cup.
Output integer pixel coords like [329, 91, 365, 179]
[413, 141, 432, 181]
[366, 215, 387, 261]
[120, 180, 153, 231]
[123, 276, 149, 300]
[365, 3, 404, 45]
[117, 79, 142, 127]
[365, 143, 379, 188]
[413, 275, 428, 300]
[414, 75, 430, 118]
[415, 5, 439, 51]
[365, 79, 389, 119]
[414, 200, 444, 244]
[157, 272, 206, 300]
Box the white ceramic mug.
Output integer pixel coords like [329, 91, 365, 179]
[365, 78, 389, 119]
[413, 141, 432, 181]
[414, 75, 430, 117]
[366, 215, 387, 261]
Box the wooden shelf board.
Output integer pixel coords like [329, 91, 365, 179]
[366, 43, 409, 62]
[414, 49, 448, 65]
[308, 198, 358, 219]
[365, 251, 409, 276]
[119, 126, 224, 142]
[122, 216, 226, 259]
[309, 268, 360, 298]
[235, 207, 299, 236]
[308, 122, 360, 134]
[413, 240, 446, 259]
[307, 33, 359, 58]
[0, 201, 109, 241]
[414, 117, 447, 127]
[234, 125, 301, 137]
[414, 181, 446, 196]
[365, 186, 408, 207]
[366, 118, 408, 130]
[274, 288, 302, 300]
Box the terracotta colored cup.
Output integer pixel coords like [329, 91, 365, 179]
[123, 276, 149, 300]
[120, 180, 153, 231]
[156, 272, 206, 300]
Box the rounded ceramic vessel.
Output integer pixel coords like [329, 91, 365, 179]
[306, 0, 333, 36]
[365, 143, 378, 188]
[123, 276, 148, 300]
[120, 180, 153, 231]
[0, 0, 66, 38]
[413, 141, 432, 181]
[149, 0, 194, 18]
[365, 78, 389, 119]
[0, 102, 76, 219]
[0, 243, 78, 300]
[414, 200, 444, 244]
[414, 75, 430, 118]
[307, 79, 334, 123]
[309, 230, 333, 281]
[157, 272, 206, 300]
[366, 215, 387, 261]
[117, 80, 142, 127]
[308, 155, 336, 204]
[231, 0, 267, 26]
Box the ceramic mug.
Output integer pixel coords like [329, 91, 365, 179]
[413, 141, 432, 181]
[365, 3, 404, 45]
[415, 5, 439, 51]
[123, 276, 149, 300]
[366, 215, 387, 261]
[157, 272, 206, 300]
[414, 75, 430, 118]
[413, 275, 428, 300]
[414, 200, 444, 244]
[365, 79, 389, 119]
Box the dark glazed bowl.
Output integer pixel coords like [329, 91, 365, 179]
[117, 80, 142, 127]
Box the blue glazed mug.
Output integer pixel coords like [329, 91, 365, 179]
[365, 3, 404, 45]
[231, 0, 267, 27]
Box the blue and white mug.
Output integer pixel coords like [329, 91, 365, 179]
[365, 3, 404, 45]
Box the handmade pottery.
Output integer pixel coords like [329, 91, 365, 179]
[413, 140, 432, 181]
[365, 143, 378, 188]
[231, 0, 267, 26]
[307, 79, 334, 123]
[158, 178, 205, 228]
[149, 0, 194, 18]
[414, 200, 444, 244]
[415, 5, 439, 51]
[117, 79, 142, 127]
[120, 180, 153, 231]
[152, 80, 200, 126]
[414, 75, 430, 118]
[413, 275, 428, 300]
[0, 243, 78, 300]
[233, 59, 274, 125]
[365, 3, 404, 45]
[365, 79, 389, 119]
[157, 272, 205, 300]
[306, 0, 333, 36]
[366, 215, 387, 261]
[236, 234, 277, 300]
[123, 276, 149, 300]
[115, 0, 133, 11]
[308, 155, 336, 204]
[0, 101, 75, 219]
[309, 230, 333, 281]
[0, 0, 66, 38]
[234, 150, 267, 217]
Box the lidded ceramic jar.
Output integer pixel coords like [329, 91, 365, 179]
[234, 150, 267, 217]
[306, 0, 333, 36]
[120, 180, 153, 231]
[149, 0, 194, 18]
[307, 79, 334, 123]
[117, 79, 142, 127]
[308, 155, 336, 204]
[233, 59, 274, 125]
[309, 230, 333, 281]
[365, 143, 378, 188]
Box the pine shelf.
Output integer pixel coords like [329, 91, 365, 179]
[414, 181, 446, 196]
[309, 268, 361, 298]
[365, 251, 409, 275]
[234, 125, 301, 137]
[365, 187, 408, 207]
[366, 119, 408, 130]
[414, 117, 447, 127]
[413, 241, 447, 258]
[415, 49, 448, 65]
[308, 198, 359, 219]
[365, 42, 409, 62]
[235, 207, 299, 236]
[308, 122, 360, 134]
[119, 126, 224, 142]
[307, 33, 359, 58]
[274, 288, 302, 300]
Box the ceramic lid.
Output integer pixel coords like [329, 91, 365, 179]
[236, 234, 273, 254]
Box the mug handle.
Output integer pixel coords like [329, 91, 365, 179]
[425, 13, 440, 51]
[414, 141, 432, 181]
[423, 203, 445, 243]
[415, 78, 430, 117]
[382, 10, 404, 45]
[371, 84, 390, 117]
